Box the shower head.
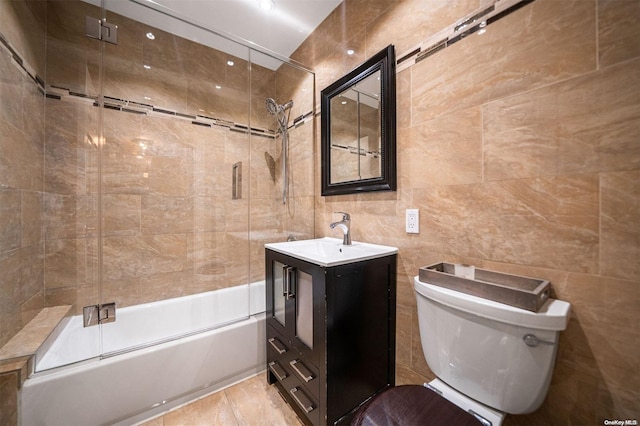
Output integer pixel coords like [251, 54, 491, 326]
[266, 98, 293, 115]
[266, 98, 279, 115]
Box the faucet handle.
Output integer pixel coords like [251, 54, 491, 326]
[334, 211, 350, 221]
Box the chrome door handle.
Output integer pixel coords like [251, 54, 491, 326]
[282, 265, 289, 298]
[284, 266, 296, 299]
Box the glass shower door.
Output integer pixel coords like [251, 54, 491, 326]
[98, 0, 253, 355]
[248, 50, 316, 289]
[33, 0, 315, 373]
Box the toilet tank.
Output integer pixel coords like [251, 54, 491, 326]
[414, 276, 570, 414]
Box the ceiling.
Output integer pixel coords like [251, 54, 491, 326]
[96, 0, 342, 69]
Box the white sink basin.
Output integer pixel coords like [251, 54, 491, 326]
[265, 237, 398, 267]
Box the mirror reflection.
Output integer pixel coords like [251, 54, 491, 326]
[329, 70, 381, 184]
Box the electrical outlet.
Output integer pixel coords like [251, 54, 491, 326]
[406, 209, 419, 234]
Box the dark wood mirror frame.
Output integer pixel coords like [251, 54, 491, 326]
[321, 45, 396, 196]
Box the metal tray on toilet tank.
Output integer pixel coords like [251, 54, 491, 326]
[418, 262, 551, 312]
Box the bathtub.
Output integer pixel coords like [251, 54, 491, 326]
[20, 282, 266, 426]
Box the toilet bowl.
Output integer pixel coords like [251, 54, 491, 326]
[352, 276, 570, 426]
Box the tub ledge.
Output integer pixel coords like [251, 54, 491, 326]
[0, 305, 73, 388]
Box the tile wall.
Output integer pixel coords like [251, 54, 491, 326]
[0, 0, 47, 353]
[1, 1, 315, 419]
[294, 0, 639, 424]
[1, 0, 315, 343]
[42, 0, 310, 312]
[0, 1, 46, 423]
[1, 0, 637, 424]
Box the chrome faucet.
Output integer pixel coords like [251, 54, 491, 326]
[330, 212, 352, 245]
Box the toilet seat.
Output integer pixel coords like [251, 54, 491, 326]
[426, 379, 505, 426]
[351, 385, 484, 426]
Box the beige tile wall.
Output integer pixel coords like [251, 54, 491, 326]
[0, 0, 46, 349]
[294, 0, 640, 423]
[0, 2, 47, 420]
[3, 0, 636, 423]
[2, 0, 316, 347]
[40, 1, 316, 311]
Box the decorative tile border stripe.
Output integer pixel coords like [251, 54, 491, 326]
[396, 0, 536, 72]
[2, 30, 312, 140]
[331, 143, 380, 158]
[48, 86, 289, 139]
[293, 111, 314, 128]
[0, 32, 46, 95]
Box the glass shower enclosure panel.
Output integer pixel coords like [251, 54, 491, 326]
[99, 0, 252, 355]
[32, 0, 105, 371]
[248, 50, 316, 288]
[32, 0, 314, 369]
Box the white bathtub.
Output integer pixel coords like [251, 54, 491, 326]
[20, 282, 266, 426]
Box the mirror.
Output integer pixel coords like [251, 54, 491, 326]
[321, 45, 396, 195]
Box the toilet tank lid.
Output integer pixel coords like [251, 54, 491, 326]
[414, 276, 571, 331]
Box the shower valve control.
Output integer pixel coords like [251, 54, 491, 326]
[406, 209, 419, 234]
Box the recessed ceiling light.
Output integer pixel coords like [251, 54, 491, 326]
[346, 49, 355, 55]
[259, 0, 275, 11]
[143, 64, 151, 69]
[227, 60, 235, 66]
[215, 85, 222, 89]
[146, 32, 155, 40]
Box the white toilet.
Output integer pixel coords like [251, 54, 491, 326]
[352, 275, 570, 426]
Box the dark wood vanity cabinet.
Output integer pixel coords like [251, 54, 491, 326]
[265, 249, 397, 425]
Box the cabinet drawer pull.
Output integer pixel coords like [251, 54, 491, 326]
[290, 387, 314, 413]
[290, 359, 314, 382]
[268, 337, 287, 354]
[268, 361, 288, 381]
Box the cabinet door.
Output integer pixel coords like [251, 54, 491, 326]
[326, 257, 396, 424]
[267, 259, 298, 336]
[266, 250, 325, 367]
[285, 258, 325, 369]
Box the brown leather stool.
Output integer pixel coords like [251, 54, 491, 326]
[351, 385, 483, 426]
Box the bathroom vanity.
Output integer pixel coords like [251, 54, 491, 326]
[265, 238, 397, 425]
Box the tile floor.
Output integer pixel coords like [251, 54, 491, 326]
[138, 372, 554, 426]
[140, 374, 303, 426]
